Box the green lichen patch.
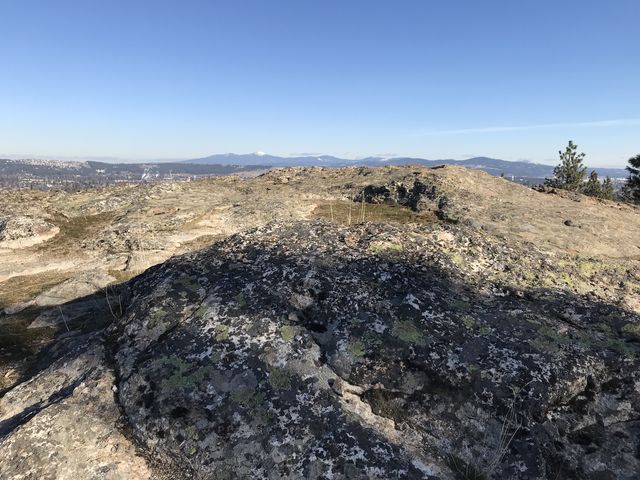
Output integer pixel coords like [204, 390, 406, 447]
[529, 325, 570, 354]
[214, 324, 230, 341]
[391, 319, 426, 346]
[156, 356, 216, 391]
[268, 367, 292, 390]
[622, 322, 640, 340]
[559, 273, 576, 288]
[449, 252, 465, 267]
[518, 270, 539, 287]
[362, 331, 384, 349]
[593, 322, 613, 334]
[478, 325, 492, 336]
[462, 315, 475, 329]
[279, 325, 297, 342]
[347, 341, 366, 357]
[312, 201, 433, 225]
[578, 261, 599, 277]
[230, 388, 265, 409]
[147, 308, 168, 329]
[368, 241, 403, 254]
[175, 275, 201, 292]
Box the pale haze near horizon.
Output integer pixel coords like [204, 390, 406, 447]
[1, 0, 638, 167]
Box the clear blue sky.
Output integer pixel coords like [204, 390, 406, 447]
[1, 0, 638, 166]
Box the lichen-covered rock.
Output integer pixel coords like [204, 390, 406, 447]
[109, 220, 640, 479]
[353, 178, 448, 216]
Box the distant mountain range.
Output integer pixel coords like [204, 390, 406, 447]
[1, 154, 629, 192]
[184, 153, 629, 179]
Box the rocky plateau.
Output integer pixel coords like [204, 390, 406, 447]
[1, 165, 639, 479]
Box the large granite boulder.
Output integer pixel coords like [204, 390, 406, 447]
[109, 220, 640, 479]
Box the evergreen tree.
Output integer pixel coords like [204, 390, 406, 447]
[581, 170, 602, 198]
[601, 176, 614, 200]
[545, 140, 587, 190]
[625, 154, 640, 203]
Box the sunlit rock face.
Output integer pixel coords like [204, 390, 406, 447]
[111, 220, 640, 479]
[0, 215, 59, 249]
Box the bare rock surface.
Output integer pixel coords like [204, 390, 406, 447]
[0, 216, 59, 250]
[0, 334, 150, 479]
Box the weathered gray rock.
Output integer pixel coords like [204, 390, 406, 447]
[107, 220, 640, 479]
[0, 334, 151, 479]
[34, 272, 117, 307]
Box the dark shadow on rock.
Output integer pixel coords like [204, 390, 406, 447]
[0, 366, 95, 439]
[0, 282, 132, 396]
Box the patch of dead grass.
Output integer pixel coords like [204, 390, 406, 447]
[0, 271, 73, 309]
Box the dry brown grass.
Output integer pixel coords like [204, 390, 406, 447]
[0, 271, 73, 309]
[177, 234, 223, 252]
[34, 212, 115, 255]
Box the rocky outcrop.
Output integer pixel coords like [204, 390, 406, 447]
[353, 178, 460, 222]
[106, 220, 640, 479]
[0, 216, 59, 249]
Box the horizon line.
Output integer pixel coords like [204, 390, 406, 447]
[0, 153, 629, 170]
